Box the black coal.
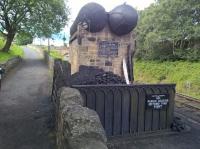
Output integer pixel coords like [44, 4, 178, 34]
[70, 66, 125, 85]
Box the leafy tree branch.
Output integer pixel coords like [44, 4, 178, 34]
[0, 0, 69, 52]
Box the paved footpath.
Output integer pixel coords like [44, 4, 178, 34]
[0, 47, 55, 149]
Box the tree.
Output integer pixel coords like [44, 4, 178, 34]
[136, 0, 200, 61]
[0, 0, 69, 52]
[15, 32, 33, 45]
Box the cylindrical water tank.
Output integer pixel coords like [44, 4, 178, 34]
[70, 3, 107, 35]
[108, 4, 138, 36]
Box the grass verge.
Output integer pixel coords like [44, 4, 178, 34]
[39, 46, 63, 59]
[0, 38, 24, 63]
[48, 50, 63, 59]
[135, 61, 200, 99]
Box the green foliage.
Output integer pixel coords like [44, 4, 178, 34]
[16, 32, 33, 45]
[135, 61, 200, 99]
[0, 38, 24, 63]
[49, 50, 63, 59]
[0, 51, 13, 63]
[30, 0, 70, 38]
[10, 44, 24, 57]
[0, 37, 4, 47]
[136, 0, 200, 61]
[0, 0, 70, 51]
[41, 47, 63, 59]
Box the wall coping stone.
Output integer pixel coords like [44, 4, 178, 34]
[56, 87, 108, 149]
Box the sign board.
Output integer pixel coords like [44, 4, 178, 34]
[146, 94, 169, 110]
[98, 41, 119, 57]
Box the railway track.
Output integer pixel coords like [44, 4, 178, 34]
[175, 93, 200, 111]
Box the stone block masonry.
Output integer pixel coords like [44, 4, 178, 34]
[50, 60, 108, 149]
[43, 51, 54, 70]
[0, 56, 22, 78]
[69, 25, 136, 78]
[55, 87, 108, 149]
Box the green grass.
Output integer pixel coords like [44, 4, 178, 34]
[48, 50, 63, 59]
[41, 47, 63, 59]
[29, 45, 63, 59]
[135, 61, 200, 99]
[0, 38, 24, 63]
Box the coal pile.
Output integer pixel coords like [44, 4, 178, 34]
[71, 66, 126, 85]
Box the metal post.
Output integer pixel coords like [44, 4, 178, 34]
[48, 38, 50, 54]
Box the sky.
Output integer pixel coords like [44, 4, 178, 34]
[68, 0, 155, 24]
[33, 0, 155, 46]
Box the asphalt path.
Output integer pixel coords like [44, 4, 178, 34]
[0, 47, 55, 149]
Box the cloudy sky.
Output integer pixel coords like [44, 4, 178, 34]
[33, 0, 155, 46]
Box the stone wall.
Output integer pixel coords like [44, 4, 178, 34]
[55, 87, 108, 149]
[51, 59, 71, 103]
[0, 56, 22, 78]
[51, 60, 108, 149]
[69, 25, 135, 77]
[43, 51, 54, 70]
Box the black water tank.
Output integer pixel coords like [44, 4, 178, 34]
[70, 3, 107, 35]
[108, 4, 138, 36]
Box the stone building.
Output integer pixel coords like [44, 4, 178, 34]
[69, 3, 138, 83]
[69, 24, 136, 81]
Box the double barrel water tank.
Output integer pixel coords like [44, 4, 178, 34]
[70, 3, 138, 36]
